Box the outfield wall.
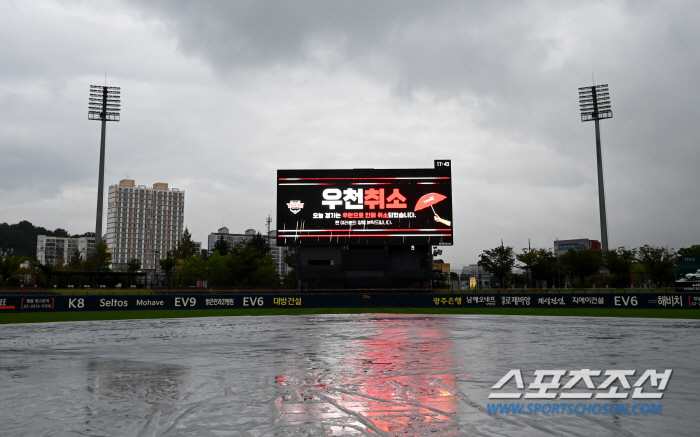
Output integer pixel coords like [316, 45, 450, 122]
[1, 293, 699, 313]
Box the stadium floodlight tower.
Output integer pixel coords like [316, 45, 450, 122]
[579, 84, 612, 253]
[89, 85, 121, 245]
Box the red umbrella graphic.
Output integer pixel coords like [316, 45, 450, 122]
[415, 193, 451, 226]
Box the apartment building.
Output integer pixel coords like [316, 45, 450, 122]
[208, 228, 255, 252]
[106, 179, 184, 270]
[36, 235, 95, 266]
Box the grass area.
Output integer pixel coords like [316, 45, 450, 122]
[53, 289, 163, 295]
[2, 307, 699, 324]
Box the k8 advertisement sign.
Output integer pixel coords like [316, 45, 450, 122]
[1, 293, 699, 313]
[276, 160, 453, 246]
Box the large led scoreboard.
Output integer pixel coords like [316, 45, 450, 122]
[277, 160, 453, 247]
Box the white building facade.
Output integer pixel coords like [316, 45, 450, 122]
[36, 235, 95, 266]
[106, 179, 185, 271]
[267, 230, 288, 279]
[207, 227, 257, 253]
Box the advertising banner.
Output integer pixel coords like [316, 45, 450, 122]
[276, 160, 453, 246]
[2, 292, 699, 313]
[675, 281, 700, 292]
[675, 256, 700, 290]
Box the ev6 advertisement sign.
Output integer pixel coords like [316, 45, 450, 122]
[277, 160, 453, 246]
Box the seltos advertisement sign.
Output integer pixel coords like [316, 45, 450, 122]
[2, 293, 699, 313]
[277, 160, 453, 246]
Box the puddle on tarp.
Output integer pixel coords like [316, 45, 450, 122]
[0, 314, 698, 436]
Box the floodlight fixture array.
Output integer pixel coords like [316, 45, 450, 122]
[89, 85, 121, 122]
[579, 84, 612, 122]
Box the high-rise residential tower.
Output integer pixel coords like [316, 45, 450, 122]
[106, 179, 184, 271]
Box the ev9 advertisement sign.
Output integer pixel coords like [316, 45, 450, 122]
[277, 160, 453, 246]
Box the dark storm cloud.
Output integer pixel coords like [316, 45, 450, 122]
[130, 1, 443, 67]
[127, 0, 700, 167]
[129, 1, 550, 99]
[2, 0, 698, 264]
[128, 0, 700, 253]
[128, 2, 700, 120]
[124, 1, 684, 150]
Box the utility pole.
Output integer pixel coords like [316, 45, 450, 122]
[266, 214, 272, 248]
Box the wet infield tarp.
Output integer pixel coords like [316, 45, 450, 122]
[1, 314, 699, 436]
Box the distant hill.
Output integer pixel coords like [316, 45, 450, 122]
[0, 220, 93, 258]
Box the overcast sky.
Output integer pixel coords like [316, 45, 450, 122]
[1, 0, 698, 267]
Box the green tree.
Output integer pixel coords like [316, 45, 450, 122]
[0, 221, 94, 258]
[54, 250, 66, 270]
[629, 262, 646, 286]
[560, 249, 602, 286]
[0, 220, 50, 257]
[677, 245, 700, 258]
[249, 255, 279, 286]
[177, 255, 207, 286]
[603, 247, 637, 287]
[127, 258, 141, 273]
[637, 245, 676, 286]
[53, 228, 70, 238]
[213, 238, 230, 257]
[283, 270, 297, 287]
[67, 248, 83, 271]
[1, 255, 27, 286]
[246, 233, 270, 260]
[34, 259, 53, 287]
[516, 248, 557, 286]
[478, 245, 515, 288]
[159, 252, 178, 286]
[84, 242, 111, 272]
[227, 242, 262, 285]
[173, 227, 197, 260]
[207, 251, 231, 286]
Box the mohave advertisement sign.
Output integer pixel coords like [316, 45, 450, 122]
[2, 292, 700, 313]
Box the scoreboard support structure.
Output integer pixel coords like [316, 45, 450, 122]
[296, 244, 433, 290]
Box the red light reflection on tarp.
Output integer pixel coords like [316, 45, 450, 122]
[275, 316, 465, 435]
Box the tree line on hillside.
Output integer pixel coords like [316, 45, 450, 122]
[2, 218, 697, 289]
[477, 244, 700, 288]
[0, 227, 291, 288]
[0, 220, 94, 258]
[1, 241, 112, 287]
